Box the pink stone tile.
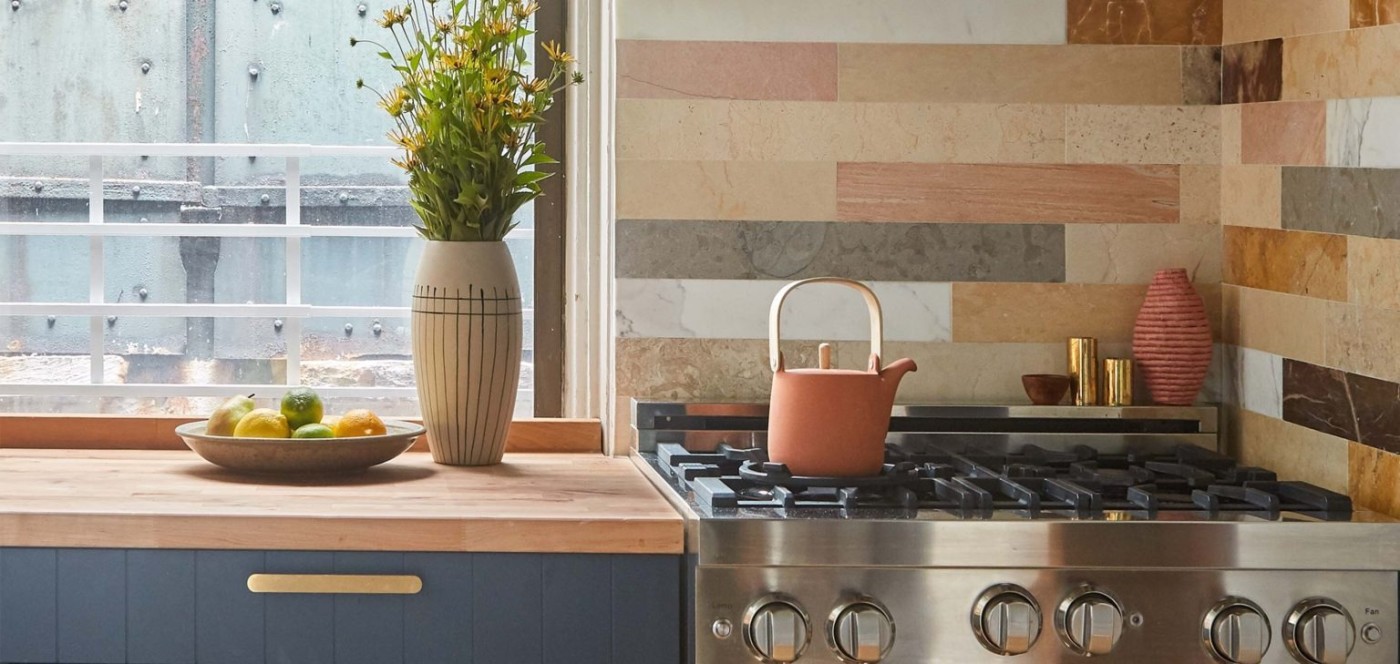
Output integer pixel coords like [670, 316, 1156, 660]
[617, 40, 837, 101]
[1241, 101, 1326, 165]
[836, 163, 1180, 224]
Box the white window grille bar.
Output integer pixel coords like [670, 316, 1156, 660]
[1, 303, 508, 318]
[0, 223, 528, 240]
[1, 383, 434, 398]
[0, 143, 397, 158]
[285, 157, 303, 385]
[88, 155, 105, 384]
[2, 384, 534, 399]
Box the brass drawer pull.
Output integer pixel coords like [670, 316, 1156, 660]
[247, 574, 423, 595]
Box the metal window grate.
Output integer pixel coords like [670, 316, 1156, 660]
[0, 142, 534, 402]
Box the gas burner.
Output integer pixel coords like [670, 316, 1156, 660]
[737, 460, 920, 488]
[657, 441, 1354, 519]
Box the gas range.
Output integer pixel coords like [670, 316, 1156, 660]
[632, 401, 1400, 664]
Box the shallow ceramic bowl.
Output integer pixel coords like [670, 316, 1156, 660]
[1022, 374, 1072, 406]
[175, 420, 425, 475]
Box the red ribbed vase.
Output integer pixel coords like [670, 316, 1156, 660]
[1132, 268, 1212, 406]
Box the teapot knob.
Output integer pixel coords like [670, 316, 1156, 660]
[819, 343, 833, 370]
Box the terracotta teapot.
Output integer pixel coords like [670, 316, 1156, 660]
[767, 278, 917, 477]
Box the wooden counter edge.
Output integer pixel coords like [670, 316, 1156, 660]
[0, 513, 684, 555]
[0, 415, 602, 454]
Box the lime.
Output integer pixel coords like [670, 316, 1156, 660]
[333, 409, 387, 438]
[280, 387, 325, 430]
[292, 423, 335, 439]
[232, 408, 292, 438]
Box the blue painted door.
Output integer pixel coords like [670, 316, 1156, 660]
[0, 548, 681, 664]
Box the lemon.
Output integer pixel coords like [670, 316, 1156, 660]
[332, 409, 387, 438]
[292, 423, 336, 439]
[232, 408, 292, 438]
[280, 387, 325, 430]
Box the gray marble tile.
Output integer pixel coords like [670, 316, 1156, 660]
[615, 220, 1065, 282]
[1182, 46, 1222, 105]
[1282, 167, 1400, 239]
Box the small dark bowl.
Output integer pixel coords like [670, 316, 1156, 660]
[1022, 374, 1072, 406]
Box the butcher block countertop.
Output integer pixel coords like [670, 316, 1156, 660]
[0, 450, 684, 554]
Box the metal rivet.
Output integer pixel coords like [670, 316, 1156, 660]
[338, 192, 350, 204]
[273, 318, 284, 331]
[131, 185, 141, 197]
[248, 65, 260, 79]
[10, 1, 19, 11]
[356, 3, 366, 15]
[270, 1, 281, 13]
[139, 217, 148, 223]
[138, 287, 149, 300]
[106, 315, 118, 326]
[46, 315, 57, 326]
[371, 321, 383, 336]
[344, 323, 354, 335]
[140, 62, 151, 74]
[260, 194, 271, 205]
[118, 0, 128, 10]
[33, 182, 43, 192]
[140, 155, 148, 160]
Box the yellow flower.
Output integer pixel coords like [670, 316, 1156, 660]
[512, 1, 538, 20]
[523, 77, 548, 94]
[377, 6, 408, 28]
[379, 86, 411, 117]
[435, 18, 455, 34]
[541, 40, 575, 64]
[390, 129, 427, 153]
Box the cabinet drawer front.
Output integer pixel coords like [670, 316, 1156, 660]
[0, 548, 681, 664]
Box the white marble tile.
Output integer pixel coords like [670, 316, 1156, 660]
[616, 279, 953, 343]
[1327, 97, 1400, 168]
[618, 0, 1068, 44]
[1224, 345, 1283, 419]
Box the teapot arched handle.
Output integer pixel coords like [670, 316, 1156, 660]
[769, 277, 884, 373]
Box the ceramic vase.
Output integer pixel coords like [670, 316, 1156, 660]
[411, 241, 522, 466]
[1131, 268, 1212, 406]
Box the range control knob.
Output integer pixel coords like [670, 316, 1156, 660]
[972, 585, 1042, 656]
[1286, 599, 1355, 664]
[1204, 598, 1270, 664]
[1057, 588, 1125, 656]
[828, 600, 895, 663]
[745, 598, 810, 663]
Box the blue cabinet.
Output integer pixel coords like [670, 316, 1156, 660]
[0, 548, 681, 664]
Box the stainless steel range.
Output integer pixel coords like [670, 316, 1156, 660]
[632, 401, 1400, 664]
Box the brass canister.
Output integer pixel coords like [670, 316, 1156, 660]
[1103, 358, 1134, 407]
[1067, 337, 1099, 406]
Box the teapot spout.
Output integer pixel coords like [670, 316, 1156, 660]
[879, 357, 918, 393]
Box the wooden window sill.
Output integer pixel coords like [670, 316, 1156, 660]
[0, 415, 602, 454]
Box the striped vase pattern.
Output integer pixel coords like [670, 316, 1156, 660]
[1132, 268, 1212, 406]
[411, 241, 523, 466]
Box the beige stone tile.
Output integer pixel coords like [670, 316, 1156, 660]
[615, 160, 836, 221]
[1066, 105, 1222, 164]
[1350, 442, 1400, 516]
[1348, 236, 1400, 311]
[1220, 165, 1281, 228]
[953, 283, 1154, 343]
[1223, 0, 1350, 43]
[1180, 165, 1221, 225]
[616, 100, 1066, 164]
[1284, 23, 1400, 100]
[837, 44, 1183, 104]
[1227, 408, 1349, 494]
[617, 0, 1068, 44]
[836, 163, 1179, 224]
[1325, 301, 1400, 383]
[1066, 224, 1222, 284]
[614, 338, 1089, 406]
[1221, 104, 1242, 165]
[1221, 285, 1329, 363]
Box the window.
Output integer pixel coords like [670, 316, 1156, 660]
[0, 1, 567, 419]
